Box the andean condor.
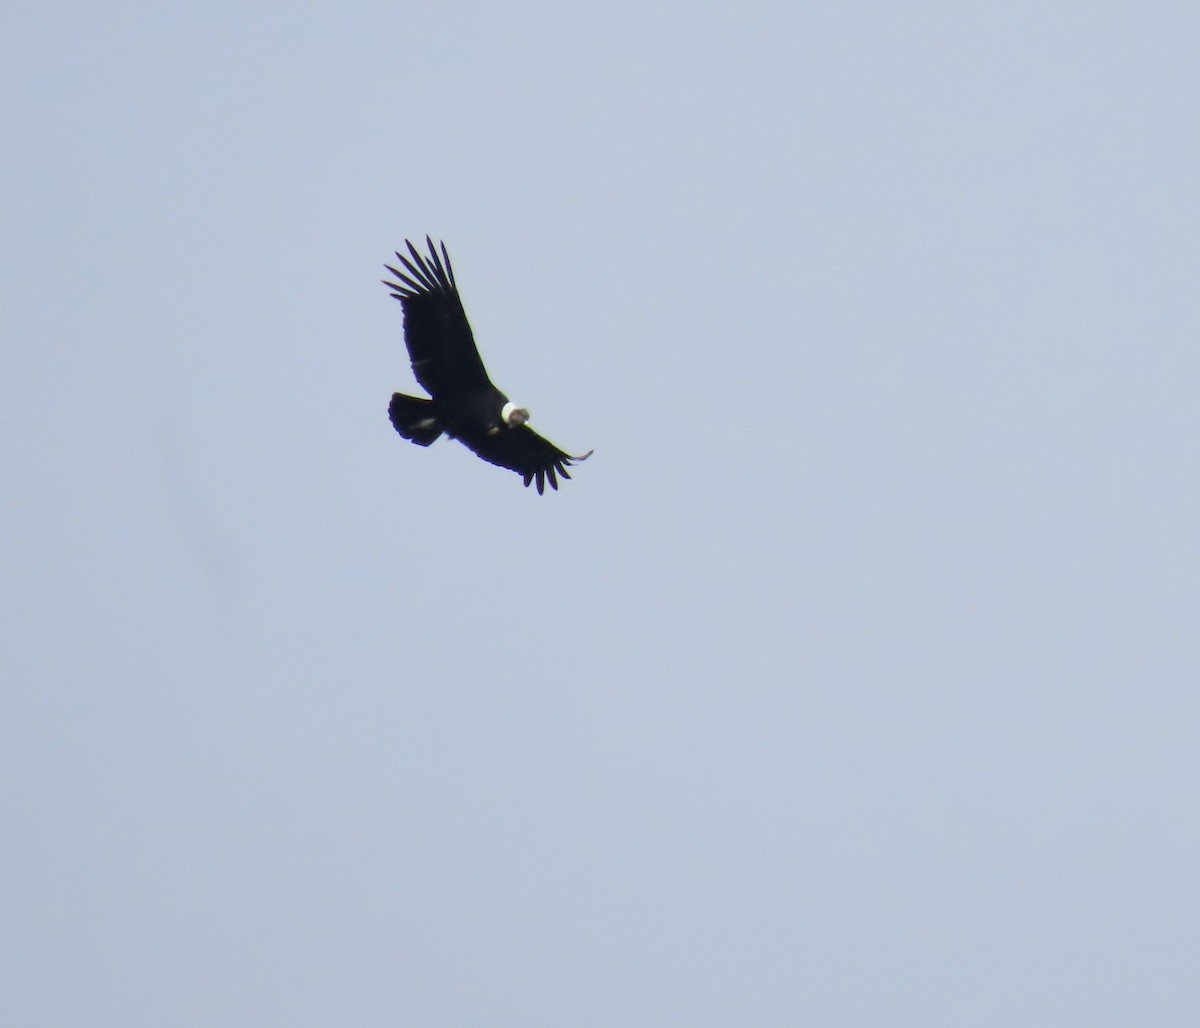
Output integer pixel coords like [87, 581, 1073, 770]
[383, 238, 592, 494]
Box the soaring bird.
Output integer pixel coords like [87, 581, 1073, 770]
[383, 238, 591, 494]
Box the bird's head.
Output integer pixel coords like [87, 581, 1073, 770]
[501, 401, 530, 427]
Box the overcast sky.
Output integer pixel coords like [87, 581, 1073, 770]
[4, 2, 1200, 1024]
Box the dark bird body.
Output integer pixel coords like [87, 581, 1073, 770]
[383, 238, 591, 494]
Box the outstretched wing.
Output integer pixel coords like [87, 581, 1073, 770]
[383, 238, 491, 397]
[460, 426, 593, 495]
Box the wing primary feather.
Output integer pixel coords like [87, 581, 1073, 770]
[404, 241, 440, 289]
[396, 248, 438, 290]
[395, 249, 433, 290]
[424, 235, 445, 274]
[440, 241, 456, 288]
[547, 466, 559, 491]
[536, 470, 545, 494]
[403, 239, 428, 267]
[391, 254, 432, 291]
[425, 238, 451, 289]
[383, 266, 427, 294]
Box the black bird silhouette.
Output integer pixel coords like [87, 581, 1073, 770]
[383, 238, 591, 494]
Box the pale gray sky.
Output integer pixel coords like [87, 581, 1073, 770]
[4, 2, 1200, 1024]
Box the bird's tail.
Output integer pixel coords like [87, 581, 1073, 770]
[388, 393, 443, 446]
